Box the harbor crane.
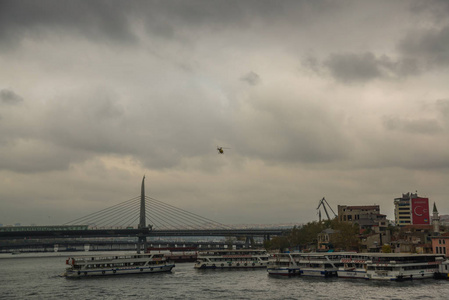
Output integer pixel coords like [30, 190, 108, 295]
[317, 197, 337, 222]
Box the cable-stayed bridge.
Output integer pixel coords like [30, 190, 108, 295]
[0, 177, 287, 252]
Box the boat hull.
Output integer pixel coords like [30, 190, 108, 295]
[337, 269, 367, 279]
[267, 267, 301, 276]
[195, 262, 268, 269]
[64, 264, 175, 278]
[366, 271, 436, 281]
[300, 269, 338, 277]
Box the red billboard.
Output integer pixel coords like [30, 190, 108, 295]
[411, 198, 430, 225]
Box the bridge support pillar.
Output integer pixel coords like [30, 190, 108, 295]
[137, 236, 147, 254]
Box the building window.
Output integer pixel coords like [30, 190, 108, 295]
[444, 247, 447, 255]
[436, 247, 439, 254]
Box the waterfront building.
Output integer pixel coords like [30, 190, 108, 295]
[317, 228, 339, 251]
[431, 232, 449, 257]
[394, 192, 430, 226]
[338, 205, 380, 223]
[337, 205, 387, 231]
[391, 224, 434, 253]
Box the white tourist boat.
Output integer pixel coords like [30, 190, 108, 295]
[436, 259, 449, 279]
[338, 253, 371, 279]
[63, 253, 175, 278]
[267, 252, 301, 276]
[364, 253, 445, 280]
[194, 249, 269, 269]
[296, 253, 346, 277]
[338, 253, 446, 280]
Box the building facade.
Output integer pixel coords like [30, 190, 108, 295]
[337, 205, 385, 228]
[394, 192, 430, 226]
[317, 228, 338, 251]
[432, 233, 449, 257]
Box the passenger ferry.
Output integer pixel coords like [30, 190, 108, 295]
[338, 253, 446, 280]
[63, 253, 175, 278]
[194, 249, 269, 269]
[296, 252, 353, 277]
[364, 253, 445, 280]
[436, 259, 449, 279]
[146, 247, 198, 262]
[338, 253, 372, 279]
[267, 252, 301, 276]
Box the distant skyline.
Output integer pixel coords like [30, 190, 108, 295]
[1, 1, 449, 226]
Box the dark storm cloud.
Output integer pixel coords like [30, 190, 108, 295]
[0, 0, 340, 49]
[410, 0, 449, 24]
[382, 116, 443, 135]
[241, 72, 261, 86]
[322, 52, 421, 83]
[0, 89, 23, 104]
[324, 52, 382, 83]
[0, 0, 136, 49]
[398, 25, 449, 68]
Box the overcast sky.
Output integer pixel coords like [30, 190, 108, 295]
[1, 0, 449, 226]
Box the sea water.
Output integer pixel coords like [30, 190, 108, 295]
[1, 253, 448, 299]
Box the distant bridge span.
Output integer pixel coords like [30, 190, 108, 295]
[0, 228, 287, 240]
[0, 177, 290, 246]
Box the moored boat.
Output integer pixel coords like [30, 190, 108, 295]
[63, 253, 175, 278]
[296, 252, 344, 277]
[338, 253, 371, 279]
[267, 252, 301, 276]
[147, 247, 197, 263]
[194, 249, 269, 269]
[364, 253, 445, 281]
[436, 259, 449, 279]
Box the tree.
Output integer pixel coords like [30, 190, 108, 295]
[264, 235, 290, 251]
[382, 244, 392, 253]
[331, 221, 360, 251]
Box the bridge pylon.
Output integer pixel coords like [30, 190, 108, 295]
[137, 176, 148, 253]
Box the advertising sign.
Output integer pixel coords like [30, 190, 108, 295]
[411, 198, 430, 225]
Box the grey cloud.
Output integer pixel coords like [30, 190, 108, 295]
[232, 95, 352, 165]
[410, 0, 449, 24]
[241, 72, 261, 86]
[0, 0, 136, 49]
[398, 25, 449, 68]
[435, 99, 449, 117]
[301, 56, 322, 75]
[305, 51, 422, 84]
[0, 139, 87, 173]
[0, 0, 342, 50]
[382, 116, 443, 135]
[0, 89, 23, 104]
[324, 52, 396, 83]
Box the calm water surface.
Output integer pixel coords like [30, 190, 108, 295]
[1, 252, 449, 299]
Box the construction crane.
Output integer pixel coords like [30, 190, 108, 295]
[317, 197, 337, 222]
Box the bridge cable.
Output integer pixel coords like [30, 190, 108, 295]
[146, 196, 231, 229]
[146, 200, 205, 229]
[77, 197, 139, 227]
[64, 196, 140, 227]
